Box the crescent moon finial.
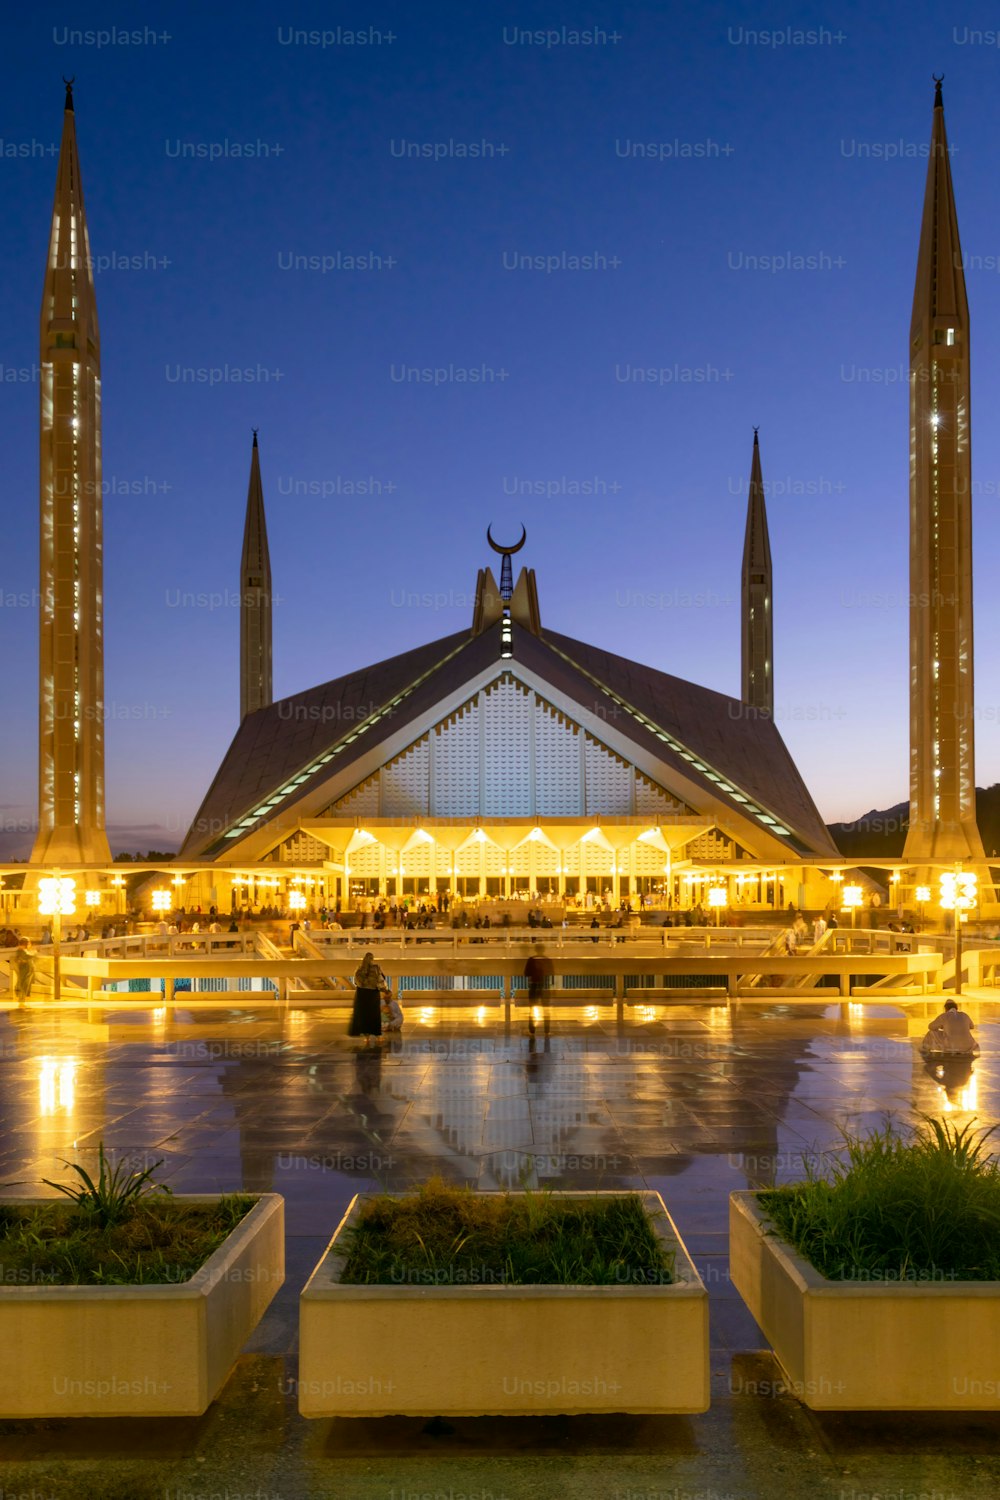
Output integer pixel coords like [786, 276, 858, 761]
[486, 523, 527, 556]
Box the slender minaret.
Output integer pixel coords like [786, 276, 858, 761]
[903, 78, 985, 865]
[741, 429, 773, 715]
[240, 430, 272, 718]
[32, 81, 111, 865]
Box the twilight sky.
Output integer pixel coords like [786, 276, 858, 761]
[4, 1, 1000, 856]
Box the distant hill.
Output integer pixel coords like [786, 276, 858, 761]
[827, 785, 1000, 860]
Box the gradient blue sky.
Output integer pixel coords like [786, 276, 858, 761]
[4, 1, 1000, 855]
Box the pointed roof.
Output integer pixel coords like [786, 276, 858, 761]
[43, 81, 98, 343]
[742, 429, 771, 578]
[911, 77, 967, 333]
[241, 430, 271, 581]
[532, 630, 833, 854]
[179, 617, 838, 860]
[181, 629, 474, 856]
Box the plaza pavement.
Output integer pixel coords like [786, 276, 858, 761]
[0, 997, 997, 1499]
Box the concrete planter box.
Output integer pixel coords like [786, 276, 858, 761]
[0, 1193, 284, 1417]
[299, 1189, 707, 1417]
[730, 1189, 1000, 1410]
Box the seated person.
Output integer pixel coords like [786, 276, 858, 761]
[921, 999, 978, 1055]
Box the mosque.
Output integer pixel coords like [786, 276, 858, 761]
[22, 78, 987, 920]
[175, 431, 840, 913]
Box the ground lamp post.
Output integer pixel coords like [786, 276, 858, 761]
[889, 871, 901, 911]
[915, 885, 931, 928]
[828, 871, 843, 916]
[939, 869, 977, 997]
[38, 875, 76, 1000]
[707, 886, 727, 928]
[842, 884, 863, 930]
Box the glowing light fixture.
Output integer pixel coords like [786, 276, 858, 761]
[38, 877, 76, 917]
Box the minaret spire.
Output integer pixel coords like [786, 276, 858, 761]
[240, 428, 273, 719]
[741, 428, 773, 715]
[903, 80, 985, 866]
[32, 83, 111, 865]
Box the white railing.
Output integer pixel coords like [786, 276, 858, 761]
[32, 932, 259, 961]
[296, 923, 784, 955]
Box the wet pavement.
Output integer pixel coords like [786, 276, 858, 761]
[0, 997, 998, 1499]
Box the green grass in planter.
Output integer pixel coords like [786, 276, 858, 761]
[0, 1194, 256, 1285]
[759, 1117, 1000, 1282]
[340, 1178, 674, 1285]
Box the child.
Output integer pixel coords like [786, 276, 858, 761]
[380, 991, 404, 1033]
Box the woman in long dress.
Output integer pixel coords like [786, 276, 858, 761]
[348, 951, 385, 1046]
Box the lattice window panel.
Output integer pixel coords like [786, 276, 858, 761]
[455, 842, 481, 877]
[535, 699, 582, 815]
[685, 830, 732, 860]
[382, 736, 429, 818]
[633, 841, 668, 874]
[349, 842, 381, 877]
[584, 736, 633, 815]
[635, 774, 690, 815]
[280, 832, 328, 862]
[482, 840, 504, 875]
[562, 844, 581, 875]
[482, 676, 532, 816]
[401, 841, 431, 877]
[581, 840, 614, 876]
[432, 698, 480, 816]
[531, 842, 560, 875]
[327, 777, 379, 816]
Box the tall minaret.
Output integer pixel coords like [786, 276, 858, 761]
[240, 430, 272, 718]
[903, 78, 985, 865]
[32, 81, 111, 866]
[741, 428, 773, 715]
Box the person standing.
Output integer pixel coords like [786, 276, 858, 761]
[524, 941, 554, 1041]
[349, 951, 386, 1048]
[10, 939, 37, 1004]
[812, 913, 828, 945]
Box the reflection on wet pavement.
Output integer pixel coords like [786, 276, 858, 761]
[1, 999, 999, 1497]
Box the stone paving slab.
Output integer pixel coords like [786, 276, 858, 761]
[0, 1001, 995, 1497]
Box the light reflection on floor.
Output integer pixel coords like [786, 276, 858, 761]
[1, 1001, 995, 1205]
[0, 999, 998, 1495]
